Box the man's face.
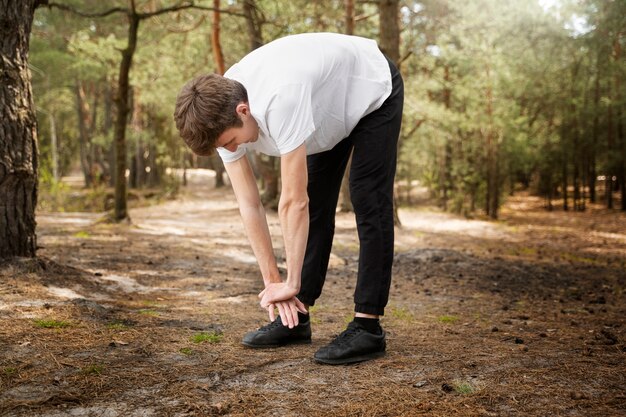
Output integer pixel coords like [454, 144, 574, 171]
[216, 103, 259, 153]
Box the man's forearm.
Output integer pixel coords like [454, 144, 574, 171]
[278, 196, 309, 291]
[239, 203, 282, 286]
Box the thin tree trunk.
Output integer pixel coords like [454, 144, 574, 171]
[378, 0, 401, 225]
[104, 79, 115, 186]
[211, 0, 225, 75]
[590, 59, 601, 204]
[562, 153, 568, 211]
[243, 0, 263, 51]
[0, 0, 39, 258]
[614, 37, 625, 211]
[211, 0, 226, 188]
[606, 101, 614, 209]
[338, 0, 356, 213]
[345, 0, 354, 35]
[113, 9, 140, 221]
[243, 0, 280, 206]
[75, 81, 94, 187]
[49, 112, 58, 181]
[484, 63, 499, 220]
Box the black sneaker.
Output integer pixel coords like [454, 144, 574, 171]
[314, 321, 386, 365]
[242, 316, 312, 348]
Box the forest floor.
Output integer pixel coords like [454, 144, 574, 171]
[1, 170, 625, 417]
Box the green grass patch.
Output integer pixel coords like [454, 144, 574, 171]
[190, 331, 223, 344]
[2, 367, 17, 377]
[82, 364, 104, 375]
[73, 231, 91, 238]
[454, 381, 475, 394]
[180, 347, 193, 355]
[137, 309, 159, 317]
[141, 300, 166, 308]
[106, 322, 129, 330]
[390, 306, 413, 321]
[560, 253, 601, 265]
[34, 319, 71, 329]
[308, 305, 321, 314]
[437, 315, 459, 324]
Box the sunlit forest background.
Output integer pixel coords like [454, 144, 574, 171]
[31, 0, 625, 219]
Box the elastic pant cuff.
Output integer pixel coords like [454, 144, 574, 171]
[355, 303, 385, 316]
[296, 294, 316, 308]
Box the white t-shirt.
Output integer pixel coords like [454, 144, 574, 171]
[217, 33, 392, 163]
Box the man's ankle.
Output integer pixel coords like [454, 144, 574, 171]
[353, 317, 382, 335]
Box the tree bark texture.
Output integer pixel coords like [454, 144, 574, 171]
[378, 0, 400, 64]
[338, 0, 356, 212]
[210, 0, 226, 188]
[377, 0, 401, 225]
[0, 0, 39, 258]
[113, 11, 139, 221]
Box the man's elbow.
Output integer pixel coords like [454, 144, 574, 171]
[278, 195, 309, 215]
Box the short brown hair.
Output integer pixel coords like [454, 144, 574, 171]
[173, 74, 248, 156]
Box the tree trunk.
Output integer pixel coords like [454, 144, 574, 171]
[484, 63, 499, 220]
[211, 0, 225, 75]
[378, 0, 401, 225]
[243, 0, 263, 51]
[242, 0, 280, 206]
[49, 112, 59, 181]
[614, 37, 625, 211]
[0, 0, 39, 258]
[606, 100, 614, 209]
[338, 0, 356, 213]
[590, 58, 601, 204]
[75, 81, 94, 187]
[210, 0, 226, 188]
[103, 79, 115, 187]
[345, 0, 354, 35]
[378, 0, 400, 63]
[562, 154, 568, 211]
[113, 10, 140, 221]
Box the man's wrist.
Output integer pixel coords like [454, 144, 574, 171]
[285, 277, 301, 291]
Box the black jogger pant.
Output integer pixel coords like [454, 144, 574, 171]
[297, 58, 404, 316]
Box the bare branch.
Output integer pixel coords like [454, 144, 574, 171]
[44, 1, 246, 19]
[138, 3, 247, 19]
[45, 2, 128, 17]
[403, 119, 425, 139]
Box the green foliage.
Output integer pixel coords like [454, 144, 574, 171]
[2, 367, 17, 377]
[33, 319, 72, 328]
[437, 315, 459, 324]
[29, 0, 625, 215]
[190, 331, 223, 344]
[454, 381, 476, 394]
[106, 322, 129, 330]
[180, 347, 193, 355]
[390, 306, 414, 322]
[81, 364, 104, 375]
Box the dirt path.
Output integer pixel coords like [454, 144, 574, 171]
[1, 170, 625, 416]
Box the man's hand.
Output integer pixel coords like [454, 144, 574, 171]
[265, 298, 308, 328]
[259, 282, 299, 308]
[260, 282, 307, 328]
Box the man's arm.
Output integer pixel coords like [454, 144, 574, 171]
[278, 143, 309, 291]
[224, 154, 307, 327]
[223, 156, 281, 286]
[259, 143, 309, 307]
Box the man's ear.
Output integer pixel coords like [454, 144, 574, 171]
[235, 102, 250, 117]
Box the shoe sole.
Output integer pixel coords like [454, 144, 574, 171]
[242, 339, 312, 349]
[314, 350, 385, 365]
